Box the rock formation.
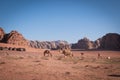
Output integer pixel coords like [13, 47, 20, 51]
[0, 27, 120, 50]
[0, 27, 28, 46]
[71, 33, 120, 50]
[29, 40, 70, 49]
[99, 33, 120, 50]
[0, 27, 5, 42]
[5, 30, 28, 46]
[71, 37, 98, 49]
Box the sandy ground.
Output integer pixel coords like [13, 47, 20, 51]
[0, 50, 120, 80]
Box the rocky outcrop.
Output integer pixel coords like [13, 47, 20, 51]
[0, 46, 26, 51]
[4, 30, 28, 46]
[94, 38, 101, 49]
[0, 27, 28, 46]
[71, 33, 120, 50]
[71, 37, 99, 49]
[0, 27, 5, 41]
[6, 31, 28, 46]
[29, 40, 70, 49]
[99, 33, 120, 50]
[77, 37, 94, 49]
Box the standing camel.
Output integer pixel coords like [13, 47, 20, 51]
[43, 50, 52, 57]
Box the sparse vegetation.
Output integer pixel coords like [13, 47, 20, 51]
[95, 57, 120, 64]
[0, 61, 6, 64]
[0, 50, 120, 80]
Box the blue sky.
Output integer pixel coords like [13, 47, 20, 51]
[0, 0, 120, 43]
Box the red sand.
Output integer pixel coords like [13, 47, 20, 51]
[0, 49, 120, 80]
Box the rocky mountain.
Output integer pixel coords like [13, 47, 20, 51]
[99, 33, 120, 50]
[0, 27, 120, 50]
[5, 30, 28, 46]
[71, 33, 120, 50]
[29, 40, 70, 49]
[0, 27, 28, 46]
[71, 37, 99, 50]
[0, 27, 70, 49]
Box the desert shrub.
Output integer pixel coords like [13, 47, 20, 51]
[16, 48, 26, 51]
[0, 62, 6, 64]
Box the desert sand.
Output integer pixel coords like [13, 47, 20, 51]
[0, 50, 120, 80]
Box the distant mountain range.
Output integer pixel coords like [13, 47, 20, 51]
[29, 40, 69, 49]
[71, 33, 120, 50]
[0, 27, 120, 50]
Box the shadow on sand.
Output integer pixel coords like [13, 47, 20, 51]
[108, 74, 120, 77]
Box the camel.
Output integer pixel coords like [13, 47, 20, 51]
[43, 50, 52, 57]
[59, 49, 73, 57]
[80, 53, 84, 59]
[97, 53, 102, 59]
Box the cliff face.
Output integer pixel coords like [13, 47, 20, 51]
[5, 30, 28, 46]
[77, 37, 96, 49]
[0, 27, 120, 50]
[99, 33, 120, 50]
[0, 28, 28, 46]
[29, 40, 70, 49]
[71, 33, 120, 50]
[71, 37, 100, 50]
[0, 27, 70, 49]
[0, 27, 5, 41]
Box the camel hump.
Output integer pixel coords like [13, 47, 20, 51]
[44, 50, 50, 53]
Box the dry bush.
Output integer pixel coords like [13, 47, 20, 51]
[0, 62, 6, 64]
